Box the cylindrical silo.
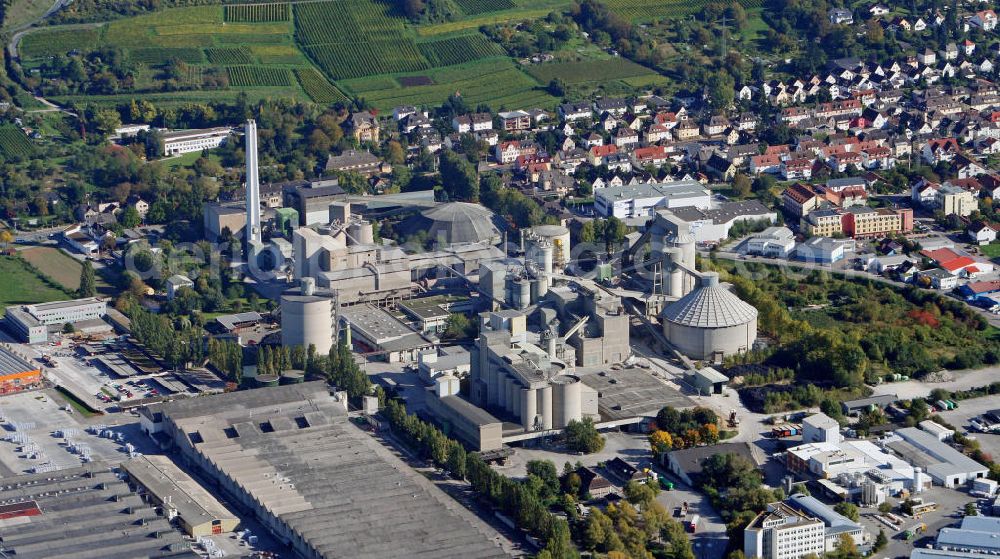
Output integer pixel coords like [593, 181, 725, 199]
[552, 375, 582, 428]
[515, 278, 531, 310]
[255, 374, 279, 388]
[533, 277, 548, 300]
[540, 386, 553, 430]
[539, 241, 554, 285]
[280, 369, 305, 385]
[280, 290, 334, 355]
[527, 225, 571, 271]
[349, 221, 375, 245]
[521, 388, 537, 430]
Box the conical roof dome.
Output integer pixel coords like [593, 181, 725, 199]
[662, 273, 758, 328]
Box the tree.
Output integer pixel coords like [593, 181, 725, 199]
[965, 502, 979, 516]
[878, 502, 892, 514]
[443, 313, 475, 340]
[446, 443, 467, 479]
[873, 529, 888, 551]
[0, 229, 13, 249]
[121, 205, 142, 228]
[527, 459, 560, 500]
[733, 173, 752, 197]
[834, 502, 860, 522]
[78, 261, 96, 297]
[439, 150, 479, 202]
[624, 480, 657, 508]
[62, 322, 75, 334]
[565, 418, 605, 453]
[648, 430, 673, 455]
[707, 71, 736, 109]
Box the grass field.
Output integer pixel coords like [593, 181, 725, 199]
[415, 7, 564, 36]
[526, 57, 656, 84]
[981, 243, 1000, 259]
[3, 0, 56, 31]
[0, 256, 71, 313]
[603, 0, 763, 21]
[19, 246, 94, 292]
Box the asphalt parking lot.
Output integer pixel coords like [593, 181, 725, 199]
[934, 396, 1000, 460]
[0, 390, 155, 477]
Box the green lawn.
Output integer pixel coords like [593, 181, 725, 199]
[981, 243, 1000, 259]
[0, 256, 72, 313]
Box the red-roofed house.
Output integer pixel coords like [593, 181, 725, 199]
[921, 247, 994, 277]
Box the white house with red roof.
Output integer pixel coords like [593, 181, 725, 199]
[920, 247, 994, 278]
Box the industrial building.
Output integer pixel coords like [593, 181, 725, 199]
[661, 201, 778, 243]
[883, 427, 989, 487]
[339, 303, 436, 362]
[802, 413, 842, 444]
[202, 202, 247, 241]
[841, 394, 897, 416]
[785, 439, 924, 496]
[399, 202, 503, 246]
[745, 226, 796, 258]
[785, 494, 868, 551]
[744, 500, 827, 559]
[911, 516, 1000, 559]
[123, 454, 240, 537]
[0, 462, 200, 559]
[0, 344, 42, 394]
[139, 383, 511, 559]
[594, 180, 713, 219]
[161, 126, 232, 156]
[661, 273, 758, 360]
[5, 297, 108, 343]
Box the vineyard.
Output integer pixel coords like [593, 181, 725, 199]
[294, 0, 405, 45]
[296, 68, 350, 103]
[226, 66, 293, 87]
[207, 47, 255, 64]
[20, 28, 100, 59]
[357, 59, 557, 110]
[526, 58, 655, 84]
[451, 0, 515, 15]
[418, 33, 504, 67]
[129, 47, 206, 65]
[603, 0, 762, 21]
[0, 126, 34, 158]
[305, 40, 429, 80]
[224, 3, 290, 22]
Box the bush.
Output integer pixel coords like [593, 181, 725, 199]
[565, 418, 605, 453]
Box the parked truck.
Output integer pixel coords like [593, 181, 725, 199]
[687, 515, 700, 533]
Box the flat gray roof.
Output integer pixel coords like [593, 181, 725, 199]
[156, 383, 511, 559]
[596, 180, 709, 202]
[123, 455, 237, 529]
[0, 346, 35, 376]
[895, 427, 988, 478]
[580, 368, 694, 420]
[0, 463, 198, 559]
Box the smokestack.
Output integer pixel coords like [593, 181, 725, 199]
[245, 119, 262, 245]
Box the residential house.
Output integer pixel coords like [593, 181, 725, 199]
[968, 222, 998, 245]
[922, 138, 961, 164]
[559, 102, 592, 122]
[498, 110, 532, 132]
[349, 111, 380, 143]
[781, 158, 814, 180]
[783, 183, 824, 218]
[971, 10, 997, 32]
[452, 112, 493, 133]
[829, 7, 853, 24]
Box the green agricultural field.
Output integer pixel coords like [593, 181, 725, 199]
[295, 68, 349, 103]
[356, 59, 557, 110]
[452, 0, 516, 15]
[418, 33, 505, 67]
[227, 66, 293, 87]
[603, 0, 762, 21]
[224, 3, 290, 22]
[251, 44, 306, 64]
[0, 126, 34, 157]
[0, 256, 71, 313]
[207, 47, 255, 65]
[19, 27, 100, 59]
[526, 58, 656, 84]
[129, 47, 206, 65]
[304, 40, 429, 80]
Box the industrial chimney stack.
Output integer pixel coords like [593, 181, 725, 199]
[245, 119, 262, 245]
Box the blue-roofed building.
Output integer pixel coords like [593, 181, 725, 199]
[786, 494, 868, 552]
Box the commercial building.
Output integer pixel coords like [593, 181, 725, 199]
[5, 297, 107, 343]
[931, 516, 1000, 556]
[884, 427, 989, 487]
[785, 440, 920, 493]
[140, 383, 510, 559]
[122, 454, 239, 537]
[663, 200, 778, 243]
[744, 501, 827, 559]
[795, 237, 847, 264]
[594, 180, 712, 219]
[842, 207, 912, 238]
[803, 413, 841, 444]
[162, 126, 232, 156]
[0, 463, 199, 559]
[746, 227, 796, 258]
[0, 345, 42, 394]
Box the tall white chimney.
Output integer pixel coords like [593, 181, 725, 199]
[245, 119, 262, 245]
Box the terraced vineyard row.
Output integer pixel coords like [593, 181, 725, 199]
[224, 3, 290, 22]
[206, 47, 254, 64]
[295, 68, 349, 103]
[0, 126, 34, 157]
[226, 65, 293, 86]
[418, 34, 504, 67]
[305, 40, 429, 80]
[294, 0, 403, 45]
[20, 28, 100, 59]
[451, 0, 515, 15]
[361, 63, 555, 109]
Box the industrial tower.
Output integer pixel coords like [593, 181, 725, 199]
[245, 119, 262, 245]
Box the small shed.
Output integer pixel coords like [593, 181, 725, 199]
[687, 367, 728, 395]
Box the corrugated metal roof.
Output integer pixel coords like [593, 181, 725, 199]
[662, 274, 758, 328]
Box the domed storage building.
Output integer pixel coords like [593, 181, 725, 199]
[400, 202, 502, 246]
[662, 272, 758, 360]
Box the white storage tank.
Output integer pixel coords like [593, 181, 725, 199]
[662, 273, 758, 360]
